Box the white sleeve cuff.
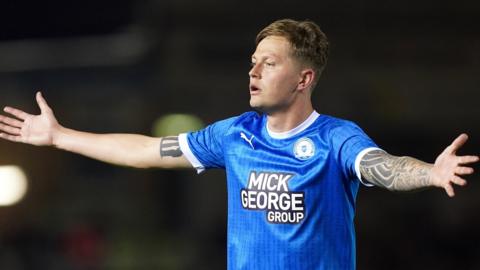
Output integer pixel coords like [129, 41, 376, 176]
[354, 147, 382, 187]
[178, 133, 205, 174]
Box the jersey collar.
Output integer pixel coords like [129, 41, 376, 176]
[266, 111, 320, 139]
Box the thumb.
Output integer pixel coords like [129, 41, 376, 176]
[36, 91, 52, 113]
[448, 133, 468, 155]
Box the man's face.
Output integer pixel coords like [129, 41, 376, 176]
[249, 36, 303, 113]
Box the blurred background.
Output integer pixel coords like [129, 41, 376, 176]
[0, 0, 479, 269]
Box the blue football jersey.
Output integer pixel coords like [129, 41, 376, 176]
[178, 111, 379, 270]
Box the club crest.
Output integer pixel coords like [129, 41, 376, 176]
[293, 137, 315, 160]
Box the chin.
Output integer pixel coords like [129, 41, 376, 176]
[250, 99, 261, 109]
[249, 99, 256, 108]
[250, 98, 278, 113]
[249, 102, 262, 112]
[250, 103, 270, 114]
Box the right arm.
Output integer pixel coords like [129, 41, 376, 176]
[0, 92, 192, 169]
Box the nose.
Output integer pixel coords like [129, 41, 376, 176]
[249, 63, 261, 79]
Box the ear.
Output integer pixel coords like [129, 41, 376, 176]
[297, 69, 315, 92]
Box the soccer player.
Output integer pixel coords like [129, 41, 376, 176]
[0, 19, 478, 269]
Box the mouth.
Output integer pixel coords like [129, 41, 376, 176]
[249, 84, 261, 95]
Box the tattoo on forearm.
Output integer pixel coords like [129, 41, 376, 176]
[359, 150, 433, 191]
[160, 136, 182, 158]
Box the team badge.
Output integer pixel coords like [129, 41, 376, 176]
[293, 137, 315, 160]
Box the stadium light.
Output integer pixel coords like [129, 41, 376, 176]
[152, 113, 204, 137]
[0, 165, 28, 206]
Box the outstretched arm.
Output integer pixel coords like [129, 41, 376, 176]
[0, 92, 192, 169]
[360, 134, 479, 197]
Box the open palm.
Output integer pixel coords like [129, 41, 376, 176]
[431, 133, 479, 197]
[0, 92, 60, 146]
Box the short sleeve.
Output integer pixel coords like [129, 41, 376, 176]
[329, 121, 380, 185]
[179, 116, 238, 173]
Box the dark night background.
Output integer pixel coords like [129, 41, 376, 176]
[0, 0, 479, 269]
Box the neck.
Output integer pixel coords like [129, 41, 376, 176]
[266, 102, 314, 133]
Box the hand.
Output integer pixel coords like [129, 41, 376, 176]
[0, 91, 61, 146]
[430, 133, 479, 197]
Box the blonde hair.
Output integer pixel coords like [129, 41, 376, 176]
[256, 19, 329, 88]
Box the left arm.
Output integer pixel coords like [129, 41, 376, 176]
[360, 134, 479, 197]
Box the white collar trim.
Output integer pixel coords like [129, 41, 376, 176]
[266, 111, 320, 139]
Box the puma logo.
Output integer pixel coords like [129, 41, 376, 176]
[240, 132, 255, 149]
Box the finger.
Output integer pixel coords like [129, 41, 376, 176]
[444, 183, 455, 197]
[0, 123, 21, 135]
[455, 166, 474, 175]
[3, 106, 29, 120]
[0, 133, 23, 143]
[36, 91, 52, 113]
[0, 115, 23, 128]
[451, 175, 467, 186]
[457, 155, 480, 165]
[447, 133, 468, 154]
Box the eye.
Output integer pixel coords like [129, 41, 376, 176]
[265, 62, 275, 67]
